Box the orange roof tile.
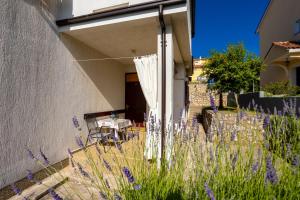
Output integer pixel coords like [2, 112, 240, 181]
[272, 41, 300, 49]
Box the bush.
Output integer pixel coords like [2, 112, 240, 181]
[17, 112, 300, 200]
[267, 115, 300, 163]
[262, 81, 300, 96]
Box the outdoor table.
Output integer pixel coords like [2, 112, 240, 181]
[97, 118, 132, 141]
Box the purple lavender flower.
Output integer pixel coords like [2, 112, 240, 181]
[230, 130, 237, 141]
[265, 155, 278, 184]
[72, 116, 80, 129]
[122, 167, 135, 183]
[48, 188, 63, 200]
[77, 163, 90, 178]
[209, 94, 217, 113]
[113, 137, 123, 153]
[11, 183, 22, 195]
[67, 148, 73, 158]
[292, 155, 300, 167]
[263, 115, 270, 130]
[99, 191, 107, 199]
[40, 148, 50, 165]
[26, 148, 35, 160]
[114, 193, 122, 200]
[192, 117, 197, 128]
[252, 161, 259, 174]
[133, 184, 142, 190]
[239, 111, 245, 119]
[278, 111, 282, 116]
[149, 115, 155, 132]
[204, 182, 216, 200]
[265, 142, 270, 150]
[103, 159, 112, 172]
[75, 136, 84, 148]
[26, 170, 34, 181]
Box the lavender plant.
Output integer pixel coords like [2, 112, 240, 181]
[21, 102, 300, 199]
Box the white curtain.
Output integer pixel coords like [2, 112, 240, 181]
[134, 54, 159, 160]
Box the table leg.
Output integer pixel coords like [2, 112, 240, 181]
[114, 129, 119, 141]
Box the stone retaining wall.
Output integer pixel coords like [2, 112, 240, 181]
[202, 109, 263, 142]
[188, 82, 228, 108]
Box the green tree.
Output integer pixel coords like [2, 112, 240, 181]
[203, 44, 264, 108]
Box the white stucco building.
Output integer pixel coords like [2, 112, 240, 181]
[0, 0, 195, 190]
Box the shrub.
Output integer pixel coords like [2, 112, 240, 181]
[17, 110, 300, 200]
[266, 115, 300, 163]
[262, 81, 300, 96]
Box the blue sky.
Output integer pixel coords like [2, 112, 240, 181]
[192, 0, 270, 58]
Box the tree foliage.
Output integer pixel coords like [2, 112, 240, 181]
[203, 44, 264, 94]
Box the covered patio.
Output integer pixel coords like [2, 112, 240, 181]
[57, 1, 193, 159]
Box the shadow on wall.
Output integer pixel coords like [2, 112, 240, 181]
[260, 65, 289, 86]
[61, 34, 126, 111]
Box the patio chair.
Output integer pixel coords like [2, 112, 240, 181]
[127, 125, 140, 141]
[85, 117, 112, 149]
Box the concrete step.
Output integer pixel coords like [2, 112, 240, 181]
[8, 169, 71, 200]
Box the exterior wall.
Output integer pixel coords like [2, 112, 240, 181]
[259, 0, 300, 57]
[260, 65, 289, 86]
[0, 0, 125, 189]
[188, 83, 227, 108]
[57, 0, 156, 20]
[165, 25, 174, 135]
[174, 64, 186, 122]
[191, 58, 207, 82]
[191, 68, 203, 82]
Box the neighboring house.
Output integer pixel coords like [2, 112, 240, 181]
[191, 58, 207, 82]
[256, 0, 300, 86]
[0, 0, 195, 189]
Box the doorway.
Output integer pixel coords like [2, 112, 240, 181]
[125, 73, 147, 123]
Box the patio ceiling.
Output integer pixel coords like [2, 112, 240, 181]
[61, 12, 191, 66]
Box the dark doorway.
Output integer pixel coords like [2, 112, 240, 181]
[296, 67, 300, 86]
[125, 73, 147, 123]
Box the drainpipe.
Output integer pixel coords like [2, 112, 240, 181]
[159, 4, 166, 161]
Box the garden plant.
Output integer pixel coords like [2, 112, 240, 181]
[11, 98, 300, 200]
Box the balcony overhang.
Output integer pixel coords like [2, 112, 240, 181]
[56, 0, 194, 38]
[56, 1, 193, 67]
[264, 41, 300, 67]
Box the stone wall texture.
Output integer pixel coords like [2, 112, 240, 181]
[0, 0, 126, 188]
[188, 82, 227, 108]
[202, 109, 263, 142]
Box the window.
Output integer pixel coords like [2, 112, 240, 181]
[295, 19, 300, 35]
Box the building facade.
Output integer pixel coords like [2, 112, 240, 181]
[256, 0, 300, 86]
[0, 0, 195, 189]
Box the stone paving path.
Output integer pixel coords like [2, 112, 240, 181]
[8, 104, 209, 200]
